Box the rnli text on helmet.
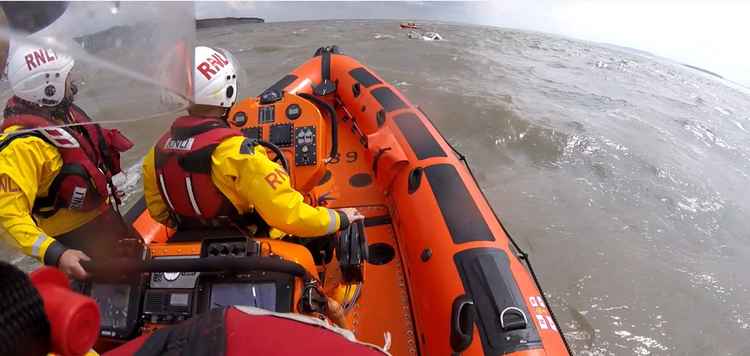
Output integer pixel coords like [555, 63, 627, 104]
[196, 52, 230, 80]
[24, 49, 58, 71]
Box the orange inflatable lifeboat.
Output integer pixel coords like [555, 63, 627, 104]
[84, 46, 570, 356]
[400, 22, 420, 29]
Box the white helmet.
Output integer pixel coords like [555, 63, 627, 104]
[193, 46, 238, 108]
[7, 44, 75, 106]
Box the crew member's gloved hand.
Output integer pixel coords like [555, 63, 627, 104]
[58, 249, 91, 280]
[338, 208, 365, 224]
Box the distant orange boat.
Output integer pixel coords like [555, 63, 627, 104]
[400, 22, 419, 29]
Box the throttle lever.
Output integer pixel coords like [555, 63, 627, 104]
[336, 220, 368, 283]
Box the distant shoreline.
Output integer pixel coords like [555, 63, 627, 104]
[196, 17, 265, 29]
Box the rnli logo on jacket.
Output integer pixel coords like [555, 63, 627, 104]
[164, 137, 195, 151]
[69, 186, 87, 210]
[265, 168, 290, 190]
[196, 52, 230, 80]
[24, 48, 58, 71]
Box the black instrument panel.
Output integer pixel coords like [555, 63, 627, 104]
[270, 124, 294, 147]
[242, 126, 262, 141]
[89, 282, 143, 339]
[294, 126, 317, 166]
[86, 238, 296, 339]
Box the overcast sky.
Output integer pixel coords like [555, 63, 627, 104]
[195, 1, 750, 87]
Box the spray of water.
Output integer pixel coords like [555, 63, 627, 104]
[0, 28, 191, 103]
[0, 2, 196, 131]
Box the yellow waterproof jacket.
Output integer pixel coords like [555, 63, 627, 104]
[0, 126, 104, 266]
[143, 136, 345, 238]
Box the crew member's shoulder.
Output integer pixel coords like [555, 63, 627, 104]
[216, 135, 266, 157]
[0, 125, 57, 154]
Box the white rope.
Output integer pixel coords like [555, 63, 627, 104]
[3, 107, 186, 136]
[383, 332, 392, 352]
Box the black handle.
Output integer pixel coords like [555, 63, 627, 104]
[450, 294, 476, 353]
[500, 306, 528, 331]
[314, 49, 336, 96]
[336, 220, 367, 283]
[81, 256, 308, 279]
[312, 46, 341, 96]
[255, 139, 290, 173]
[297, 92, 338, 161]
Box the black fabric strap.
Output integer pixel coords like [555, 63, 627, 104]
[321, 50, 331, 83]
[172, 121, 229, 140]
[178, 145, 219, 174]
[93, 125, 112, 170]
[0, 131, 47, 152]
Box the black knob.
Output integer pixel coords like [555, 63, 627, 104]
[286, 104, 302, 120]
[260, 89, 283, 104]
[209, 246, 220, 256]
[219, 244, 230, 256]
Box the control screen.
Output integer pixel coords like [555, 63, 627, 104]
[210, 283, 276, 311]
[90, 284, 131, 330]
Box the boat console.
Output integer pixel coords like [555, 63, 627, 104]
[82, 236, 310, 341]
[82, 222, 368, 345]
[228, 90, 335, 192]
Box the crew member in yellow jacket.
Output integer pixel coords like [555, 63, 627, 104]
[0, 45, 134, 280]
[143, 46, 362, 238]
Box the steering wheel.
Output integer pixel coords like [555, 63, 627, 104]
[255, 140, 291, 175]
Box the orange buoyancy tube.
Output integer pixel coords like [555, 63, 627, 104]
[268, 49, 571, 355]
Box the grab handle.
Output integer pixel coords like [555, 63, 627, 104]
[450, 294, 476, 353]
[297, 92, 338, 161]
[500, 306, 528, 331]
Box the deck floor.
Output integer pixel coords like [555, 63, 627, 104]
[313, 120, 417, 355]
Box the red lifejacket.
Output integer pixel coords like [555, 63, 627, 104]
[0, 97, 133, 217]
[153, 116, 243, 224]
[105, 307, 390, 356]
